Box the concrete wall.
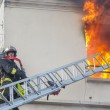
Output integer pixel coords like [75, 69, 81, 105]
[4, 0, 110, 109]
[19, 101, 110, 110]
[4, 6, 85, 76]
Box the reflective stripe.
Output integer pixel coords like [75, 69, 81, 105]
[0, 78, 12, 85]
[1, 89, 5, 94]
[0, 89, 5, 99]
[17, 84, 24, 96]
[0, 78, 12, 99]
[11, 68, 16, 74]
[4, 78, 12, 82]
[0, 71, 3, 85]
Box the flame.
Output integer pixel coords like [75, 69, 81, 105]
[82, 0, 110, 79]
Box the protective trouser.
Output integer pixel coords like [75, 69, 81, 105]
[0, 78, 19, 110]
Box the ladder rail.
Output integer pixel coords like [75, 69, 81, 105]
[0, 53, 109, 93]
[0, 54, 109, 110]
[35, 53, 101, 78]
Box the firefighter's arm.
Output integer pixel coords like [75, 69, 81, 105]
[1, 59, 15, 74]
[15, 69, 27, 79]
[1, 59, 27, 79]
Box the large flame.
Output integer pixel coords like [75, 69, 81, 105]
[82, 0, 110, 79]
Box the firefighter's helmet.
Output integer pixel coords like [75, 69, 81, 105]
[3, 46, 17, 56]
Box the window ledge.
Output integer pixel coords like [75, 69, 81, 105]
[87, 78, 110, 83]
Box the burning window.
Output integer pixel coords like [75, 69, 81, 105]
[82, 0, 110, 79]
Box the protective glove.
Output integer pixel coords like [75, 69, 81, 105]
[16, 69, 27, 79]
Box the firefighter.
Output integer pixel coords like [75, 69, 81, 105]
[0, 46, 27, 110]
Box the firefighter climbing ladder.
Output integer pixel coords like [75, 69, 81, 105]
[0, 54, 109, 110]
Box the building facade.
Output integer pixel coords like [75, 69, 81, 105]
[2, 0, 110, 109]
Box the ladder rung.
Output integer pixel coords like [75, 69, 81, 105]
[27, 81, 39, 95]
[51, 72, 62, 85]
[63, 68, 75, 82]
[0, 93, 11, 105]
[13, 86, 26, 100]
[74, 64, 85, 77]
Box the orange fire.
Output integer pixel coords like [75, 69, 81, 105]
[82, 0, 110, 79]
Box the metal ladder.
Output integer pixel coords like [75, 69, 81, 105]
[0, 54, 109, 110]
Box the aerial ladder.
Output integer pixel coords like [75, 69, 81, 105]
[0, 53, 109, 110]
